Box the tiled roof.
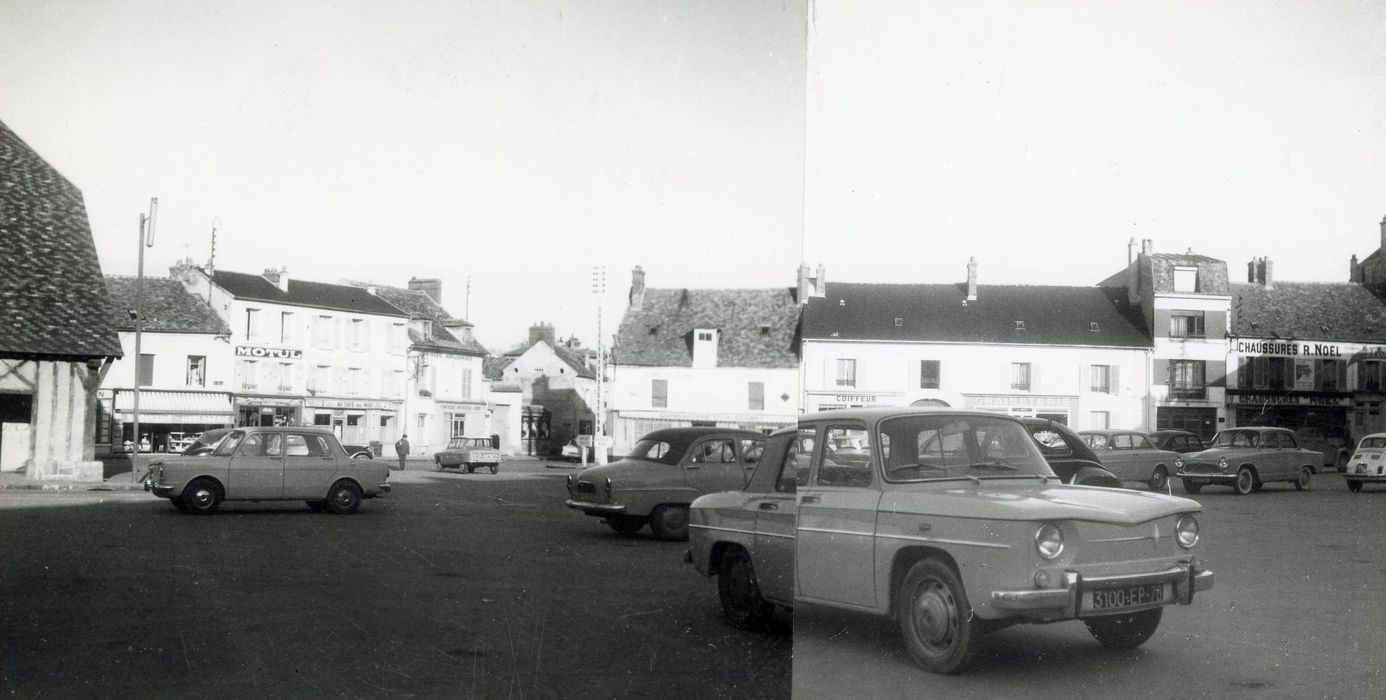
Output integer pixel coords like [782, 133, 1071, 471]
[482, 356, 510, 381]
[0, 119, 123, 359]
[615, 288, 801, 368]
[1097, 253, 1231, 296]
[552, 344, 595, 378]
[212, 270, 406, 318]
[1232, 282, 1386, 342]
[487, 342, 595, 379]
[802, 283, 1150, 347]
[105, 276, 230, 334]
[342, 281, 488, 357]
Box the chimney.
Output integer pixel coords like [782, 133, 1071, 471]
[529, 322, 556, 348]
[263, 266, 290, 292]
[966, 257, 978, 301]
[408, 277, 443, 305]
[1380, 214, 1386, 253]
[814, 264, 827, 297]
[169, 257, 200, 284]
[1351, 254, 1362, 283]
[629, 266, 646, 310]
[1262, 257, 1274, 289]
[1141, 238, 1153, 255]
[1127, 240, 1141, 304]
[797, 263, 811, 304]
[1127, 237, 1137, 265]
[1248, 258, 1258, 283]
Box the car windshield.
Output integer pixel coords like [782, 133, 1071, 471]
[1211, 430, 1260, 448]
[879, 414, 1053, 482]
[626, 438, 680, 465]
[212, 430, 247, 457]
[1360, 437, 1386, 449]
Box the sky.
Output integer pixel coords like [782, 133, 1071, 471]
[802, 0, 1386, 288]
[0, 0, 806, 351]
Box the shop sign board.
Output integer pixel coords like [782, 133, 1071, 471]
[1226, 392, 1353, 407]
[306, 399, 399, 411]
[235, 345, 303, 360]
[1231, 337, 1386, 360]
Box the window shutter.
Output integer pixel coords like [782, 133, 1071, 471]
[233, 359, 244, 387]
[1030, 363, 1040, 392]
[1079, 364, 1090, 392]
[1110, 365, 1120, 394]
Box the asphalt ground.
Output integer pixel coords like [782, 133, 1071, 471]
[0, 459, 791, 699]
[792, 473, 1386, 699]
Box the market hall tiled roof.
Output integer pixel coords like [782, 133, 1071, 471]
[0, 118, 123, 360]
[342, 281, 489, 357]
[802, 283, 1150, 347]
[212, 270, 407, 318]
[615, 288, 801, 368]
[1231, 282, 1386, 343]
[105, 276, 231, 334]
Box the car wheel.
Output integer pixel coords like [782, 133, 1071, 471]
[1347, 479, 1363, 493]
[718, 546, 774, 631]
[604, 516, 646, 535]
[1233, 467, 1255, 495]
[648, 504, 689, 541]
[1181, 479, 1202, 495]
[181, 479, 222, 515]
[306, 500, 329, 512]
[1338, 452, 1349, 473]
[326, 480, 363, 515]
[352, 452, 370, 460]
[434, 458, 443, 472]
[1084, 607, 1163, 649]
[897, 558, 981, 674]
[1147, 467, 1169, 492]
[1294, 467, 1312, 491]
[465, 464, 475, 474]
[488, 464, 498, 474]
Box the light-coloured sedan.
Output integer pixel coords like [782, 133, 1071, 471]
[1344, 433, 1386, 492]
[1175, 427, 1321, 495]
[1079, 429, 1182, 491]
[791, 408, 1213, 674]
[687, 426, 798, 630]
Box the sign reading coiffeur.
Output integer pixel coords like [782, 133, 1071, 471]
[235, 345, 303, 360]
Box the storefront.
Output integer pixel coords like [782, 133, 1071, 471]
[234, 395, 303, 428]
[967, 394, 1076, 424]
[436, 400, 488, 439]
[805, 390, 904, 412]
[1227, 336, 1376, 442]
[1227, 391, 1352, 439]
[303, 398, 402, 445]
[104, 389, 236, 454]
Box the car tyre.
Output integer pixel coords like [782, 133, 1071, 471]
[1233, 467, 1255, 495]
[434, 458, 443, 472]
[718, 546, 774, 631]
[1084, 607, 1163, 649]
[1294, 467, 1311, 491]
[605, 516, 646, 535]
[1147, 467, 1169, 492]
[648, 504, 689, 541]
[181, 479, 222, 515]
[488, 464, 498, 475]
[897, 558, 981, 674]
[326, 480, 362, 515]
[1347, 479, 1363, 493]
[1181, 479, 1202, 495]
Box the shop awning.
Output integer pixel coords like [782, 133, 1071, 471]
[112, 390, 235, 423]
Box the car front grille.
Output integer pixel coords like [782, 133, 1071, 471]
[575, 481, 595, 494]
[1182, 463, 1222, 475]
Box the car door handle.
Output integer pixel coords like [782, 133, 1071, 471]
[758, 502, 778, 511]
[801, 495, 820, 505]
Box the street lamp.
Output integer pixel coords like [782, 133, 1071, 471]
[132, 197, 158, 481]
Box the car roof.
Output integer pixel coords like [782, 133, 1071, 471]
[1358, 433, 1386, 440]
[638, 426, 767, 441]
[232, 426, 335, 435]
[1220, 426, 1293, 434]
[1150, 429, 1196, 436]
[1077, 429, 1141, 436]
[804, 407, 1026, 426]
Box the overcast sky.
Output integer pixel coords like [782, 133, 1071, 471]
[0, 0, 805, 351]
[803, 0, 1386, 288]
[5, 1, 1385, 351]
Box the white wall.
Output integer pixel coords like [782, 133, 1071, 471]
[609, 365, 800, 419]
[106, 331, 232, 391]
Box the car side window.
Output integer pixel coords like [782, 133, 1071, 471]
[1112, 434, 1133, 450]
[793, 431, 815, 486]
[1031, 428, 1073, 457]
[1134, 434, 1156, 449]
[817, 425, 872, 487]
[1087, 434, 1110, 450]
[237, 433, 266, 457]
[740, 439, 765, 464]
[691, 439, 736, 464]
[1281, 434, 1297, 449]
[773, 436, 805, 494]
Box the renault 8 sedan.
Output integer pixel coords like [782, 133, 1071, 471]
[794, 408, 1213, 674]
[1175, 426, 1320, 495]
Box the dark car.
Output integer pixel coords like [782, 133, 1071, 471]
[1018, 418, 1122, 488]
[1150, 430, 1206, 454]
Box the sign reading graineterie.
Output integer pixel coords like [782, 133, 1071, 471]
[235, 345, 303, 360]
[1231, 338, 1386, 360]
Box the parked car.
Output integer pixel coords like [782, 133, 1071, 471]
[1079, 429, 1183, 491]
[1292, 427, 1350, 472]
[144, 426, 391, 514]
[790, 408, 1214, 674]
[434, 436, 501, 473]
[340, 443, 375, 460]
[1149, 430, 1206, 454]
[1175, 427, 1321, 495]
[687, 426, 798, 630]
[1344, 433, 1386, 492]
[1018, 418, 1122, 488]
[565, 427, 768, 540]
[180, 428, 231, 456]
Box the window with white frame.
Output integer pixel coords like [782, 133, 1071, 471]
[450, 414, 466, 438]
[1090, 365, 1112, 393]
[313, 315, 333, 349]
[280, 311, 294, 344]
[1173, 266, 1199, 293]
[348, 367, 363, 395]
[1169, 360, 1206, 399]
[391, 323, 407, 354]
[462, 368, 473, 399]
[351, 319, 366, 351]
[835, 359, 857, 388]
[1169, 311, 1205, 338]
[748, 381, 765, 411]
[1010, 362, 1032, 391]
[238, 359, 258, 390]
[278, 362, 295, 392]
[245, 308, 262, 342]
[186, 355, 206, 387]
[262, 362, 281, 392]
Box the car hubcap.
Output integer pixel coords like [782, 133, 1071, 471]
[1238, 472, 1251, 491]
[912, 580, 956, 648]
[191, 490, 212, 507]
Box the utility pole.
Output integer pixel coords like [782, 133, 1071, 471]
[131, 197, 158, 481]
[592, 266, 608, 464]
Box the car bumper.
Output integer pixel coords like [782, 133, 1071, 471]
[1176, 470, 1233, 482]
[990, 560, 1214, 618]
[1346, 472, 1386, 482]
[378, 483, 391, 493]
[565, 499, 625, 516]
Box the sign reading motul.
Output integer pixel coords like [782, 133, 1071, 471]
[235, 345, 303, 360]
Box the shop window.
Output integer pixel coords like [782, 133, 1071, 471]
[314, 414, 331, 426]
[920, 360, 941, 389]
[1267, 357, 1287, 390]
[186, 355, 205, 387]
[652, 379, 668, 408]
[1169, 360, 1206, 399]
[1169, 311, 1205, 338]
[1010, 362, 1031, 392]
[748, 381, 765, 411]
[1321, 360, 1340, 391]
[1362, 361, 1383, 392]
[347, 415, 361, 427]
[836, 359, 857, 388]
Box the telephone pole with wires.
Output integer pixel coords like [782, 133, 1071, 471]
[592, 265, 609, 464]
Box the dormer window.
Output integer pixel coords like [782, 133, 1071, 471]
[1173, 266, 1199, 293]
[648, 326, 659, 335]
[1090, 322, 1100, 332]
[693, 328, 719, 368]
[1014, 321, 1025, 332]
[895, 318, 903, 327]
[760, 325, 771, 336]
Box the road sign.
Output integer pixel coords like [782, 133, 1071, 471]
[594, 436, 614, 448]
[575, 435, 593, 447]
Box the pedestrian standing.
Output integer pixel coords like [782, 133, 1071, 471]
[395, 434, 411, 471]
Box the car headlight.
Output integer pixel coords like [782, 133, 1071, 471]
[1217, 457, 1228, 470]
[1176, 515, 1199, 548]
[1035, 523, 1064, 560]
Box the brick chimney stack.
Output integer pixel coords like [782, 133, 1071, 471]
[797, 263, 811, 304]
[1351, 254, 1362, 283]
[408, 277, 443, 305]
[814, 264, 827, 297]
[262, 266, 290, 292]
[1263, 257, 1274, 289]
[529, 322, 556, 348]
[966, 257, 978, 301]
[1247, 258, 1257, 283]
[629, 266, 646, 310]
[1380, 214, 1386, 252]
